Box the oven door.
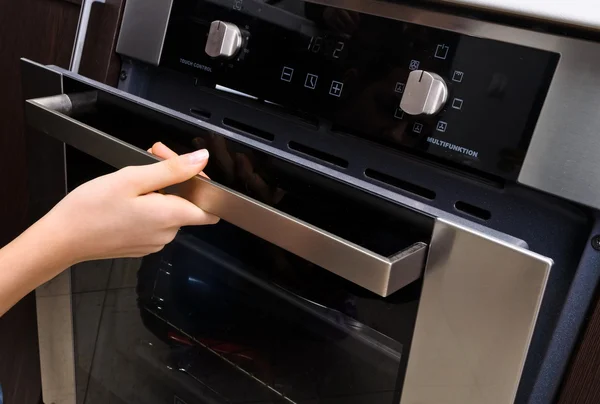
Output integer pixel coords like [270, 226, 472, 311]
[21, 59, 551, 404]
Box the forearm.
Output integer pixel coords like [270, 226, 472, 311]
[0, 145, 214, 316]
[0, 215, 73, 316]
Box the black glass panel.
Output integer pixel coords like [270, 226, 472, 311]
[135, 233, 419, 403]
[160, 0, 558, 180]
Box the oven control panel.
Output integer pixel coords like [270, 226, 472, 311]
[158, 0, 558, 180]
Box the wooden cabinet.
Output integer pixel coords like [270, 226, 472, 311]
[0, 2, 79, 403]
[558, 294, 600, 403]
[0, 1, 123, 403]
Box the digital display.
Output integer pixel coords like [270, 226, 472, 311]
[160, 0, 558, 180]
[307, 35, 347, 60]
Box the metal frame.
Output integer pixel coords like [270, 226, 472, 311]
[70, 0, 106, 73]
[405, 218, 550, 404]
[21, 61, 77, 404]
[115, 0, 174, 65]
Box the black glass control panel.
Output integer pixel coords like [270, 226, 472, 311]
[160, 0, 558, 179]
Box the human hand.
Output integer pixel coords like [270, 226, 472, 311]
[322, 7, 360, 34]
[41, 144, 219, 265]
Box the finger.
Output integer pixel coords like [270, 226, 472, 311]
[339, 11, 355, 28]
[235, 153, 273, 203]
[192, 137, 207, 150]
[149, 142, 211, 180]
[121, 149, 210, 195]
[150, 142, 179, 159]
[161, 194, 220, 226]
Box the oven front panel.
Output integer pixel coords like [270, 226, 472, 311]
[154, 0, 557, 180]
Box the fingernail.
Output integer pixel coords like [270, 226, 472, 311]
[184, 149, 209, 165]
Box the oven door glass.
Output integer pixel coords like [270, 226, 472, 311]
[127, 228, 418, 404]
[37, 76, 433, 404]
[73, 230, 421, 404]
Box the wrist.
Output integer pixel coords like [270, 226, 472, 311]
[29, 211, 82, 270]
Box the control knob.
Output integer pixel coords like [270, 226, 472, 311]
[205, 21, 243, 59]
[400, 70, 448, 116]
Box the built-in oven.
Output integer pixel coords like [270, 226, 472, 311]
[21, 1, 600, 404]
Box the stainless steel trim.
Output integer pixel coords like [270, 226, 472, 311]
[307, 0, 600, 210]
[36, 271, 76, 404]
[70, 0, 106, 73]
[21, 61, 77, 404]
[25, 93, 428, 298]
[115, 0, 174, 65]
[402, 219, 551, 404]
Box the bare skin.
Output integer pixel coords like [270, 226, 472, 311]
[0, 142, 217, 316]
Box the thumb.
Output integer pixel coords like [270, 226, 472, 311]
[123, 149, 209, 195]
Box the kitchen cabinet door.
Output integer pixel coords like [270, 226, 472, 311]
[0, 0, 124, 403]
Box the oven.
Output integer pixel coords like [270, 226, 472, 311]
[21, 1, 600, 404]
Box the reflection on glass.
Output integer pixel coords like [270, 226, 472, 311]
[136, 232, 413, 403]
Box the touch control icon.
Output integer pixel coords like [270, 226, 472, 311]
[394, 108, 404, 120]
[329, 81, 344, 97]
[436, 121, 448, 132]
[452, 98, 463, 110]
[413, 122, 423, 134]
[281, 66, 294, 82]
[409, 60, 420, 71]
[395, 82, 405, 93]
[435, 44, 449, 59]
[305, 73, 318, 89]
[452, 70, 464, 83]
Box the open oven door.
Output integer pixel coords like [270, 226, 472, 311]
[21, 58, 551, 404]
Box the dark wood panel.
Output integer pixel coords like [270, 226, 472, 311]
[0, 0, 125, 402]
[0, 1, 80, 403]
[557, 291, 600, 403]
[53, 0, 83, 5]
[79, 0, 126, 84]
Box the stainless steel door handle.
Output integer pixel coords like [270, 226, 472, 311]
[24, 93, 428, 297]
